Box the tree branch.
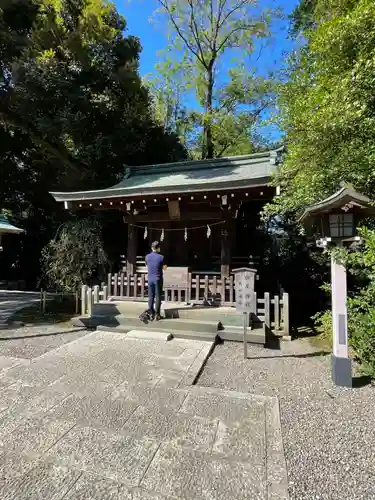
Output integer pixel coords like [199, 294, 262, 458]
[216, 23, 259, 53]
[187, 0, 208, 68]
[157, 0, 206, 67]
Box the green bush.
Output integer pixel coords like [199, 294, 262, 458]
[349, 311, 375, 379]
[312, 309, 332, 348]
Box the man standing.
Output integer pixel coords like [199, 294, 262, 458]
[144, 241, 166, 321]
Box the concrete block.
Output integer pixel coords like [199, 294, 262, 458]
[126, 330, 173, 342]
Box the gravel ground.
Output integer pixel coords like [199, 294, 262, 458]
[198, 338, 375, 500]
[0, 324, 88, 359]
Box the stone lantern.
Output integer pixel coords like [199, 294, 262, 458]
[299, 185, 375, 387]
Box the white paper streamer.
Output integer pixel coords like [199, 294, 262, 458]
[160, 228, 165, 241]
[184, 228, 188, 241]
[206, 224, 211, 239]
[143, 226, 148, 240]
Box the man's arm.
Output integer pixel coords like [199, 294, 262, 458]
[162, 255, 167, 271]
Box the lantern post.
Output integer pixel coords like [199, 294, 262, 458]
[299, 185, 375, 388]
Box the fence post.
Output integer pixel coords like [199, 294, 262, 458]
[93, 285, 99, 304]
[274, 295, 280, 330]
[283, 293, 290, 334]
[102, 285, 108, 301]
[42, 290, 47, 314]
[113, 273, 118, 297]
[264, 292, 270, 328]
[87, 287, 93, 317]
[81, 285, 88, 315]
[75, 290, 79, 314]
[40, 289, 43, 312]
[107, 273, 112, 297]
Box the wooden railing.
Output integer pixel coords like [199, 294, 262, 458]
[80, 273, 290, 334]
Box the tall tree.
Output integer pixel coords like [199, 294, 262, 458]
[151, 0, 277, 159]
[0, 0, 186, 287]
[265, 0, 375, 219]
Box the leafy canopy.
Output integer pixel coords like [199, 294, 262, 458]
[149, 0, 278, 158]
[265, 0, 375, 218]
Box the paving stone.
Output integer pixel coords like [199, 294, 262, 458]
[112, 383, 187, 412]
[0, 356, 26, 372]
[133, 489, 182, 500]
[164, 413, 218, 452]
[0, 412, 74, 455]
[0, 383, 68, 419]
[122, 405, 174, 440]
[141, 444, 266, 500]
[48, 394, 138, 431]
[212, 418, 265, 462]
[2, 463, 81, 500]
[63, 473, 132, 500]
[179, 389, 265, 423]
[46, 425, 159, 485]
[49, 376, 115, 399]
[0, 452, 42, 498]
[0, 383, 42, 412]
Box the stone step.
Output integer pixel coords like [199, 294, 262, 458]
[219, 326, 265, 344]
[125, 329, 173, 341]
[93, 301, 256, 328]
[98, 314, 220, 334]
[96, 324, 218, 342]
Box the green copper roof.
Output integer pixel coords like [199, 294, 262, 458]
[51, 148, 283, 203]
[0, 214, 24, 234]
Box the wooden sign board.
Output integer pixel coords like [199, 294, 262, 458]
[163, 266, 190, 289]
[234, 270, 255, 313]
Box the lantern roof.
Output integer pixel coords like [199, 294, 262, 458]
[0, 214, 24, 234]
[298, 185, 375, 223]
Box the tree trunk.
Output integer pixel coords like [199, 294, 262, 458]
[202, 66, 214, 159]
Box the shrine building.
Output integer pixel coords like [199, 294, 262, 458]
[51, 148, 283, 285]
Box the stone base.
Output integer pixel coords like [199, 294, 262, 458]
[331, 354, 352, 388]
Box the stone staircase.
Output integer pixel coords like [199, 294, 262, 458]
[74, 300, 266, 345]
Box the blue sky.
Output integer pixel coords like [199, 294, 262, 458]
[115, 0, 299, 141]
[117, 0, 298, 76]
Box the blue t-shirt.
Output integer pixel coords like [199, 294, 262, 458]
[146, 252, 164, 282]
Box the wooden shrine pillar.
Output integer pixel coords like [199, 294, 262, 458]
[221, 216, 235, 279]
[221, 228, 231, 278]
[127, 218, 137, 275]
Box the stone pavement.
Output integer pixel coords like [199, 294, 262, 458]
[0, 329, 288, 500]
[0, 291, 40, 325]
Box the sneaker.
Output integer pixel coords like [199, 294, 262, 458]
[155, 314, 162, 321]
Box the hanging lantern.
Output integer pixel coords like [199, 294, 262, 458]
[160, 228, 165, 242]
[206, 224, 211, 239]
[143, 226, 148, 240]
[184, 228, 188, 241]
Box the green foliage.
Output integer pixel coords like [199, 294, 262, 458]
[347, 228, 375, 377]
[41, 218, 108, 292]
[150, 0, 277, 158]
[0, 0, 186, 287]
[265, 0, 375, 219]
[312, 309, 332, 347]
